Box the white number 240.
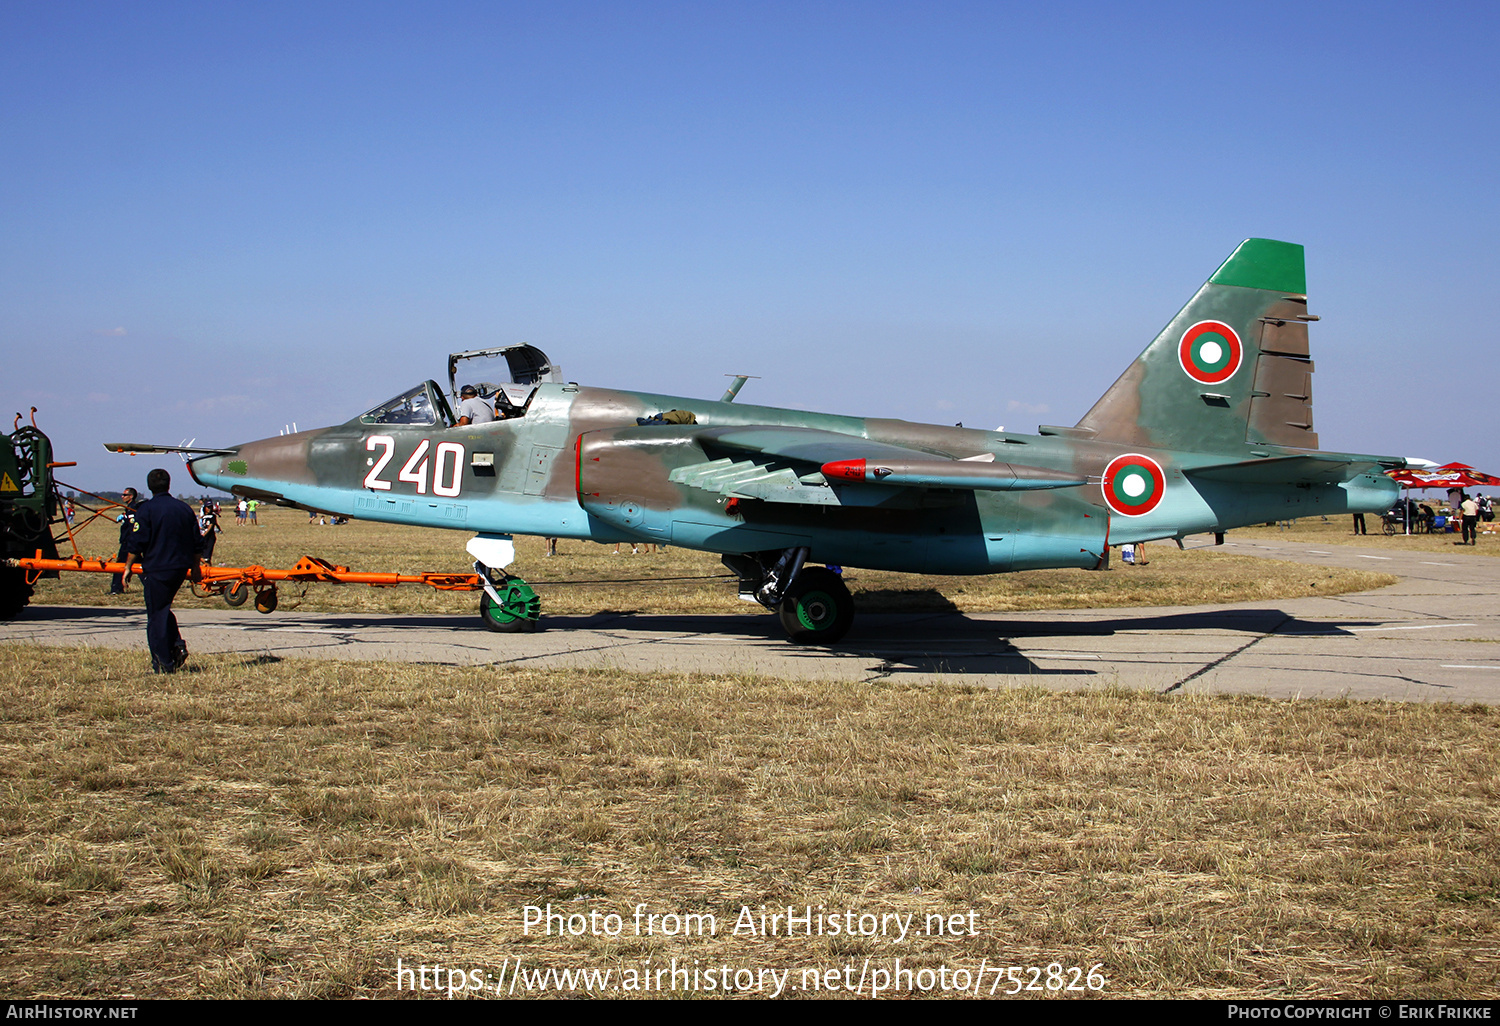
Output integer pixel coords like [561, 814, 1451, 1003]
[365, 436, 463, 497]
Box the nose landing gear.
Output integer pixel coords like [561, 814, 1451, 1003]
[475, 562, 541, 633]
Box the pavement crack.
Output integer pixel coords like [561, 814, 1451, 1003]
[1163, 613, 1291, 694]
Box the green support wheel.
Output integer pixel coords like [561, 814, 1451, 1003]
[777, 566, 854, 644]
[479, 574, 541, 633]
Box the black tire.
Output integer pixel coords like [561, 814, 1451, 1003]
[778, 566, 854, 645]
[224, 580, 250, 606]
[254, 587, 278, 614]
[0, 567, 32, 620]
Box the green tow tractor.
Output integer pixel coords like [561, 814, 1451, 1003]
[0, 416, 62, 619]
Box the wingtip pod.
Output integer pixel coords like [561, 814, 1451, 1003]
[1209, 238, 1306, 295]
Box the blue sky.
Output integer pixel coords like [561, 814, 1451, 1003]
[3, 1, 1497, 493]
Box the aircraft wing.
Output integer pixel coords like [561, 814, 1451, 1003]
[664, 425, 1084, 505]
[697, 426, 944, 466]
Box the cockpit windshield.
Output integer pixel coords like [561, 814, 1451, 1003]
[358, 381, 454, 427]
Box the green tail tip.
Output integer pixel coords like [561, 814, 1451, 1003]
[1209, 238, 1306, 295]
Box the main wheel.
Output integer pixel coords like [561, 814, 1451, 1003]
[254, 586, 278, 614]
[224, 580, 251, 606]
[777, 566, 854, 644]
[479, 575, 541, 633]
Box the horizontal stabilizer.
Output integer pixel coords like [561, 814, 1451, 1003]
[1185, 453, 1400, 487]
[104, 441, 239, 456]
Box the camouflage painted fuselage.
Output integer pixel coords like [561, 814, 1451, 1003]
[187, 383, 1396, 577]
[187, 240, 1402, 576]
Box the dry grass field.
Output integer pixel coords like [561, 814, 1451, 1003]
[0, 645, 1496, 999]
[34, 505, 1398, 620]
[6, 504, 1495, 1000]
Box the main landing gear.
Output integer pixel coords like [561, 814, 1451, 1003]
[723, 547, 855, 645]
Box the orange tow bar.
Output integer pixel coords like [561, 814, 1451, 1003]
[5, 552, 486, 614]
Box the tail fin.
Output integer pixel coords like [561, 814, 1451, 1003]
[1073, 238, 1319, 454]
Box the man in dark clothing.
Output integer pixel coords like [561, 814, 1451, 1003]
[122, 469, 202, 673]
[109, 487, 139, 594]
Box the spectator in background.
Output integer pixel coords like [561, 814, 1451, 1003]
[1460, 493, 1479, 545]
[109, 487, 139, 594]
[199, 505, 221, 565]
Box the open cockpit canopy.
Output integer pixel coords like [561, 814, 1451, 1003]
[447, 345, 563, 411]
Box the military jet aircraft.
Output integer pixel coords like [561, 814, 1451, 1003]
[110, 239, 1402, 643]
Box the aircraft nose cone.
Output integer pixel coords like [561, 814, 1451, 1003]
[189, 431, 321, 492]
[187, 452, 240, 490]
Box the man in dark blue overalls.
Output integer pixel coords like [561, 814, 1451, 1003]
[122, 468, 203, 673]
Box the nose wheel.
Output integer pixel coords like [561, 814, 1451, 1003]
[476, 563, 540, 632]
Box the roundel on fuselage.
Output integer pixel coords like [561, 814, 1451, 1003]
[1102, 453, 1166, 517]
[1178, 320, 1242, 384]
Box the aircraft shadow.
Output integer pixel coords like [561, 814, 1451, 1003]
[538, 607, 1377, 640]
[16, 605, 144, 621]
[23, 604, 1384, 643]
[828, 608, 1384, 678]
[538, 607, 1384, 679]
[13, 605, 1386, 681]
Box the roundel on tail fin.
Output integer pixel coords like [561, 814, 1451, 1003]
[1103, 453, 1165, 516]
[1178, 320, 1242, 384]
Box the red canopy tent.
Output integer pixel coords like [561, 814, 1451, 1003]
[1433, 463, 1500, 486]
[1385, 464, 1500, 533]
[1388, 465, 1500, 490]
